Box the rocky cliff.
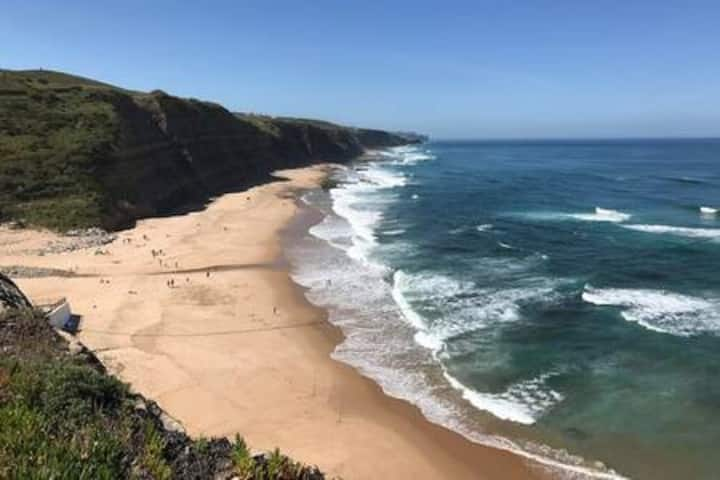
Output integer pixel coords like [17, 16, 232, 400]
[0, 69, 420, 231]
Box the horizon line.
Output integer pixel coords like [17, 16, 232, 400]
[429, 136, 720, 143]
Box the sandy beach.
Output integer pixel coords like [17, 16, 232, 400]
[2, 166, 550, 479]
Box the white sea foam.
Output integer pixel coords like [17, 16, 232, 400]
[570, 207, 631, 223]
[498, 241, 514, 249]
[328, 163, 408, 265]
[700, 206, 717, 216]
[391, 271, 430, 331]
[308, 214, 353, 251]
[390, 269, 566, 424]
[392, 269, 564, 353]
[476, 223, 494, 232]
[522, 208, 631, 223]
[621, 224, 720, 239]
[358, 164, 407, 188]
[435, 283, 562, 346]
[582, 286, 720, 336]
[380, 145, 436, 165]
[444, 371, 564, 425]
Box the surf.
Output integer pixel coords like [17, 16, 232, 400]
[621, 224, 720, 239]
[582, 285, 720, 336]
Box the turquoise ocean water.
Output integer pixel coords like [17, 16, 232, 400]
[288, 140, 720, 479]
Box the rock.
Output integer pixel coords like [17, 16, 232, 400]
[0, 265, 76, 279]
[6, 220, 26, 230]
[0, 273, 33, 313]
[34, 228, 117, 255]
[67, 339, 84, 355]
[134, 398, 148, 413]
[160, 412, 186, 434]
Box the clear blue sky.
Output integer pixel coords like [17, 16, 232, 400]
[3, 0, 720, 139]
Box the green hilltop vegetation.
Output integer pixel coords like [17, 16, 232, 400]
[0, 307, 326, 479]
[0, 69, 420, 231]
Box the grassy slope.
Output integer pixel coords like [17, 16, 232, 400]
[0, 70, 122, 229]
[0, 69, 415, 232]
[0, 308, 325, 479]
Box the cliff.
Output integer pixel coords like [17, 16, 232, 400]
[0, 69, 420, 231]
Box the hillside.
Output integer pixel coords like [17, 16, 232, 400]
[0, 300, 324, 479]
[0, 69, 420, 231]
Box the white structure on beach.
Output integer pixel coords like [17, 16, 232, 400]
[44, 298, 73, 331]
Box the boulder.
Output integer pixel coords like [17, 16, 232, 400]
[0, 273, 33, 313]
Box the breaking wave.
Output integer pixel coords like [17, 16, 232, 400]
[522, 207, 631, 223]
[571, 207, 631, 223]
[621, 224, 720, 240]
[444, 371, 564, 425]
[582, 286, 720, 336]
[700, 206, 717, 216]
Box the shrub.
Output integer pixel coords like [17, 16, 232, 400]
[140, 421, 172, 480]
[0, 402, 126, 479]
[40, 362, 128, 423]
[232, 434, 256, 478]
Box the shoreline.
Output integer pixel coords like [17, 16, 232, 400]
[3, 165, 549, 479]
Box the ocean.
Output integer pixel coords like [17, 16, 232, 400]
[287, 139, 720, 479]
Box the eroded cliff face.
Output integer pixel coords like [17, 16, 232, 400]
[0, 70, 420, 231]
[95, 91, 385, 230]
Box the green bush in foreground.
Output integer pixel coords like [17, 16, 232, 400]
[0, 309, 174, 478]
[0, 359, 132, 479]
[0, 309, 326, 479]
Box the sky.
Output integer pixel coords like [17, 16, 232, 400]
[3, 0, 720, 139]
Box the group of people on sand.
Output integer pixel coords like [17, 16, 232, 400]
[117, 233, 215, 291]
[166, 276, 196, 288]
[121, 234, 149, 244]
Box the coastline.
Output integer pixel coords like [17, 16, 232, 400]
[3, 165, 549, 479]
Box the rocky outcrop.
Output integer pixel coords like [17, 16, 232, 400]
[0, 272, 32, 312]
[0, 266, 77, 278]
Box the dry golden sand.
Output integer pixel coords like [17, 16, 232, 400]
[3, 166, 551, 479]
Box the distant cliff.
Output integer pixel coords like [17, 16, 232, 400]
[0, 69, 421, 231]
